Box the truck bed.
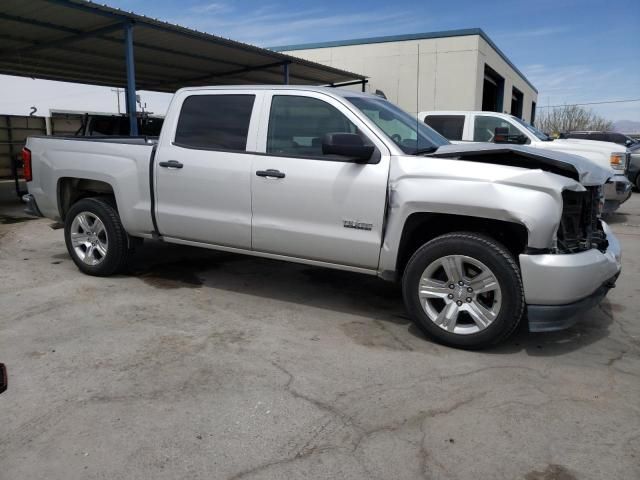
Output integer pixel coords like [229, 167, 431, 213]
[25, 135, 157, 236]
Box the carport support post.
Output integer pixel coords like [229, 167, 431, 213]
[361, 79, 366, 92]
[124, 23, 138, 136]
[283, 62, 289, 85]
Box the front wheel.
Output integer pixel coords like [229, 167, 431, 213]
[402, 232, 524, 349]
[64, 197, 130, 276]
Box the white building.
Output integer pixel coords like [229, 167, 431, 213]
[271, 28, 538, 123]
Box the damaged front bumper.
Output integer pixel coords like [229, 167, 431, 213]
[519, 222, 621, 332]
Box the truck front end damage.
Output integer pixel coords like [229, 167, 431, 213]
[384, 143, 621, 334]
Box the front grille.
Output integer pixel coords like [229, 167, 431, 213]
[557, 186, 607, 253]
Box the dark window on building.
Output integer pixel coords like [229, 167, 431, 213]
[511, 87, 524, 119]
[175, 94, 255, 150]
[424, 115, 465, 140]
[531, 101, 536, 126]
[267, 95, 363, 158]
[482, 65, 504, 113]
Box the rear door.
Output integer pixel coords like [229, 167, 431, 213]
[154, 91, 261, 249]
[250, 91, 390, 269]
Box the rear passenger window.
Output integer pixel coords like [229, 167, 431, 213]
[267, 95, 365, 158]
[424, 115, 465, 141]
[175, 94, 255, 151]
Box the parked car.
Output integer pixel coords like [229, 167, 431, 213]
[421, 111, 632, 213]
[564, 131, 639, 148]
[626, 143, 640, 191]
[23, 86, 620, 349]
[563, 131, 640, 190]
[75, 113, 164, 137]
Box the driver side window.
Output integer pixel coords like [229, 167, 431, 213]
[267, 95, 367, 158]
[473, 116, 519, 142]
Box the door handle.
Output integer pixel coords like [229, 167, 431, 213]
[256, 169, 285, 179]
[159, 160, 184, 169]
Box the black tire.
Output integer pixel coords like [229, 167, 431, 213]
[402, 232, 524, 350]
[64, 197, 130, 276]
[635, 174, 640, 192]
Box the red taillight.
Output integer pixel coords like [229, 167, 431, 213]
[22, 147, 32, 182]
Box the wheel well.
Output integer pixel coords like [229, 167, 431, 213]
[396, 213, 528, 277]
[58, 178, 116, 220]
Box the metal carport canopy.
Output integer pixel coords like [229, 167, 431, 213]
[0, 0, 367, 134]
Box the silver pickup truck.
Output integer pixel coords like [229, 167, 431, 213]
[23, 86, 621, 349]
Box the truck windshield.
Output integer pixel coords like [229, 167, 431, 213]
[511, 116, 552, 141]
[346, 96, 450, 154]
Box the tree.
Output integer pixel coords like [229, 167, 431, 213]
[535, 104, 613, 135]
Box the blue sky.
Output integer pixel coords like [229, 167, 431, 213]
[1, 0, 638, 121]
[110, 0, 640, 121]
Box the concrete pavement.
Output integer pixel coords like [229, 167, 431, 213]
[1, 193, 639, 480]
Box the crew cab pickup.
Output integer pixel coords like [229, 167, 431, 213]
[420, 111, 632, 213]
[23, 86, 621, 349]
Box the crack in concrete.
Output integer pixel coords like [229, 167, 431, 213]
[227, 360, 488, 480]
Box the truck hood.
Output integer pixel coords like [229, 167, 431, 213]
[551, 138, 625, 155]
[429, 142, 611, 186]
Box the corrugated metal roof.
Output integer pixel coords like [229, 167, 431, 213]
[0, 0, 366, 92]
[270, 28, 537, 94]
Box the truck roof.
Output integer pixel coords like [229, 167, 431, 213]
[419, 110, 518, 118]
[175, 85, 375, 100]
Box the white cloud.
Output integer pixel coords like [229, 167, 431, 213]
[189, 2, 231, 14]
[494, 26, 571, 40]
[167, 4, 429, 47]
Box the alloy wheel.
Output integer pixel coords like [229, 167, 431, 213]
[418, 255, 502, 335]
[70, 211, 108, 266]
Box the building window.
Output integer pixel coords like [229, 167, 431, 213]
[511, 87, 524, 119]
[531, 101, 536, 125]
[482, 65, 504, 113]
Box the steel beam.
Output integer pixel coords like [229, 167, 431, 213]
[0, 22, 126, 59]
[145, 61, 290, 89]
[124, 23, 138, 136]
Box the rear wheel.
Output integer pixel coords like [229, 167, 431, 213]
[64, 197, 129, 276]
[402, 232, 524, 349]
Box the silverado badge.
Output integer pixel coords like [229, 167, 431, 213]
[343, 220, 373, 231]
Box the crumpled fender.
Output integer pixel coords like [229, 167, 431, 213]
[378, 156, 583, 274]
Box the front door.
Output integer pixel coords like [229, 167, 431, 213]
[155, 91, 260, 249]
[251, 92, 389, 269]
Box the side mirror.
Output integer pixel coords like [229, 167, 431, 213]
[322, 133, 374, 163]
[0, 363, 6, 394]
[493, 127, 509, 143]
[626, 139, 633, 147]
[515, 134, 529, 144]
